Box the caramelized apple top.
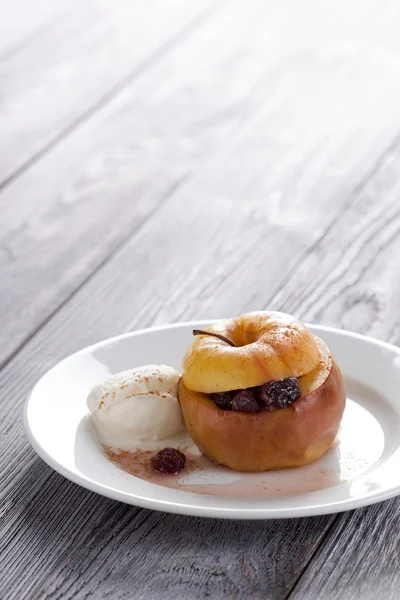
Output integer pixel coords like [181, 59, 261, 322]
[182, 311, 321, 393]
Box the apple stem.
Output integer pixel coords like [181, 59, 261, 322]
[192, 329, 237, 347]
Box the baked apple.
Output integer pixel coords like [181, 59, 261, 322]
[178, 311, 346, 471]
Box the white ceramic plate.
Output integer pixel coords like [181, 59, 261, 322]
[25, 322, 400, 519]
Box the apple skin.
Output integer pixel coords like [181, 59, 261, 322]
[182, 312, 321, 393]
[178, 361, 346, 472]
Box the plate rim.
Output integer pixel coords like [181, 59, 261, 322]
[24, 321, 400, 519]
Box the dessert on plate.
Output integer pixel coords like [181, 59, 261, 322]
[87, 311, 346, 477]
[179, 311, 346, 471]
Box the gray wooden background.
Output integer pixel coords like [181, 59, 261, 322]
[2, 0, 400, 598]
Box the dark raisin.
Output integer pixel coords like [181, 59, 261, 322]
[211, 391, 233, 410]
[232, 390, 260, 413]
[259, 377, 301, 411]
[150, 448, 186, 474]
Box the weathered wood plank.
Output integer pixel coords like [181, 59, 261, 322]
[0, 462, 333, 600]
[3, 0, 400, 371]
[2, 98, 400, 600]
[277, 146, 400, 600]
[0, 0, 288, 367]
[3, 1, 400, 598]
[4, 0, 399, 186]
[290, 498, 400, 600]
[268, 139, 400, 344]
[0, 0, 215, 184]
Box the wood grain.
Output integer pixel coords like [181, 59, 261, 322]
[3, 0, 400, 370]
[0, 0, 283, 367]
[290, 499, 400, 600]
[0, 463, 333, 600]
[257, 136, 400, 341]
[2, 1, 400, 598]
[3, 0, 399, 185]
[280, 142, 400, 600]
[0, 0, 215, 184]
[2, 95, 400, 600]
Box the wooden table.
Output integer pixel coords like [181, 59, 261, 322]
[2, 1, 400, 598]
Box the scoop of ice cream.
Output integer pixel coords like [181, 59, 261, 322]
[87, 364, 183, 450]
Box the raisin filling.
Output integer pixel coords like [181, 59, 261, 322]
[210, 377, 301, 413]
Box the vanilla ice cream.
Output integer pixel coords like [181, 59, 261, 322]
[87, 364, 184, 450]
